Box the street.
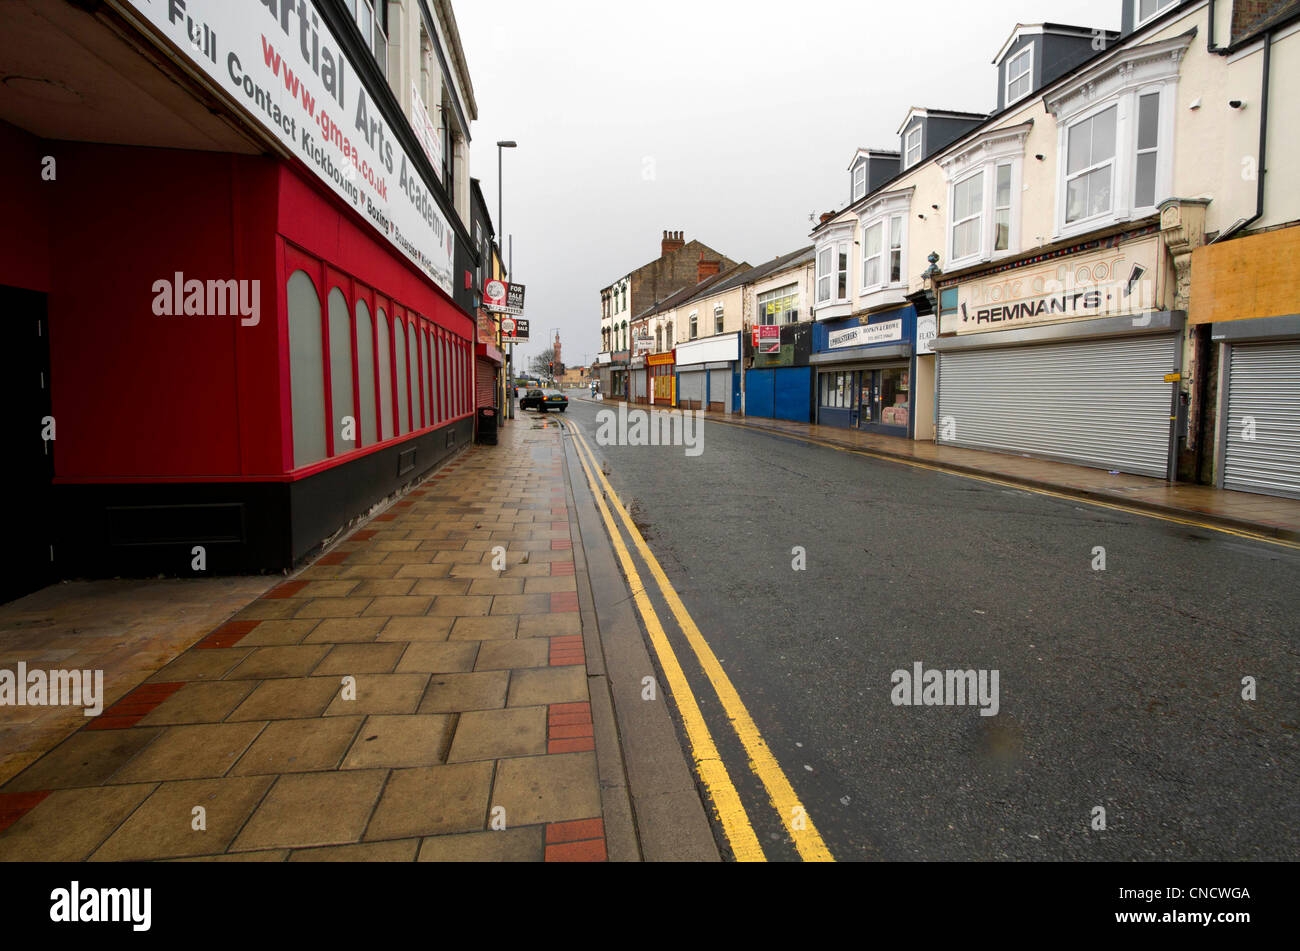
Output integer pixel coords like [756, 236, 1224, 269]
[561, 396, 1299, 861]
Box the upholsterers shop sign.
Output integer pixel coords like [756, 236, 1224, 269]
[119, 0, 455, 296]
[828, 318, 902, 350]
[953, 236, 1163, 334]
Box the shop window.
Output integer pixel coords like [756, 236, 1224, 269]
[377, 308, 393, 439]
[407, 324, 419, 427]
[288, 270, 327, 468]
[356, 299, 377, 446]
[328, 288, 355, 456]
[394, 317, 410, 435]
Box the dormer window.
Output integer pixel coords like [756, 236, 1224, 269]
[903, 127, 922, 169]
[852, 161, 867, 202]
[1005, 46, 1033, 104]
[1136, 0, 1178, 28]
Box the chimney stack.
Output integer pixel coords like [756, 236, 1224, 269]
[697, 251, 721, 283]
[662, 230, 685, 257]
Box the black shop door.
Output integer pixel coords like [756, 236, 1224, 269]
[2, 286, 55, 603]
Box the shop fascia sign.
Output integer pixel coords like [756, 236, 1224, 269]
[828, 318, 903, 350]
[634, 334, 654, 354]
[120, 0, 456, 296]
[951, 236, 1163, 334]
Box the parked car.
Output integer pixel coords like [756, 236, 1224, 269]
[538, 389, 569, 413]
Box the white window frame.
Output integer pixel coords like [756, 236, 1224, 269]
[939, 124, 1030, 269]
[714, 303, 725, 335]
[903, 126, 922, 169]
[861, 220, 884, 290]
[1135, 0, 1177, 29]
[852, 161, 867, 202]
[1062, 103, 1118, 227]
[1046, 33, 1189, 240]
[950, 169, 985, 263]
[1053, 84, 1173, 238]
[689, 310, 699, 339]
[816, 246, 834, 304]
[1005, 45, 1034, 105]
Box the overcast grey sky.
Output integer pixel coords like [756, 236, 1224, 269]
[455, 0, 1121, 368]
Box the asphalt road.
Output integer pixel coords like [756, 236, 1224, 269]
[557, 394, 1299, 862]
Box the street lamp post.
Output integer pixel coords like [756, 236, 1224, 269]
[497, 141, 517, 419]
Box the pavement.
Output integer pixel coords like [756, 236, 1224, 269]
[592, 396, 1300, 542]
[0, 410, 703, 862]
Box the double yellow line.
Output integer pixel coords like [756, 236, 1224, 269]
[563, 418, 834, 862]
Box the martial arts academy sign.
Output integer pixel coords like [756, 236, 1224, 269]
[118, 0, 455, 295]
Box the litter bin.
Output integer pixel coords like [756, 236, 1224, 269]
[476, 406, 499, 445]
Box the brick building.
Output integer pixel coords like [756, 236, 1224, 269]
[597, 231, 737, 397]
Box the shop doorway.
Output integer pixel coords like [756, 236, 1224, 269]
[817, 365, 910, 435]
[3, 286, 55, 603]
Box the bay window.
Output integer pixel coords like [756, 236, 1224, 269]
[862, 221, 883, 288]
[817, 247, 832, 303]
[1065, 105, 1117, 224]
[940, 122, 1030, 267]
[1047, 32, 1189, 238]
[951, 172, 984, 261]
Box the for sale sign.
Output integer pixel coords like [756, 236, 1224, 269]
[757, 324, 781, 355]
[501, 318, 530, 342]
[484, 279, 508, 312]
[505, 284, 526, 316]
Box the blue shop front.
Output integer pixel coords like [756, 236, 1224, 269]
[812, 305, 917, 437]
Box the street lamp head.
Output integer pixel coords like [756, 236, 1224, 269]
[497, 140, 518, 148]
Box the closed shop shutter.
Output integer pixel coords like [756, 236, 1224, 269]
[1222, 342, 1300, 499]
[678, 369, 706, 409]
[937, 335, 1178, 478]
[475, 357, 496, 409]
[708, 368, 730, 412]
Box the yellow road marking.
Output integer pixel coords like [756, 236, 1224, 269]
[565, 423, 767, 862]
[704, 417, 1300, 553]
[565, 420, 835, 862]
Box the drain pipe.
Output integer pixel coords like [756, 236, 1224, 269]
[1210, 16, 1273, 242]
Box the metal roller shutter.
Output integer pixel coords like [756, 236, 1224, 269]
[678, 369, 705, 407]
[936, 335, 1178, 478]
[708, 369, 730, 411]
[475, 357, 496, 409]
[1223, 342, 1300, 499]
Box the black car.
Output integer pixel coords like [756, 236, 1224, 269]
[521, 388, 568, 412]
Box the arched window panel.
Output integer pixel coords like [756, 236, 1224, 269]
[421, 325, 432, 427]
[394, 315, 409, 435]
[287, 270, 327, 468]
[406, 320, 419, 431]
[327, 287, 355, 456]
[355, 298, 376, 446]
[377, 305, 393, 441]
